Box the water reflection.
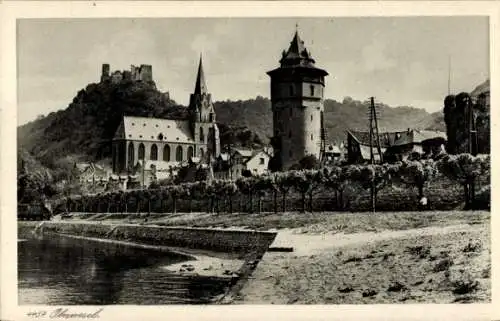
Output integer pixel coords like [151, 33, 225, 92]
[18, 235, 230, 305]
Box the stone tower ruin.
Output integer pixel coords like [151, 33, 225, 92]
[267, 29, 329, 170]
[100, 63, 153, 84]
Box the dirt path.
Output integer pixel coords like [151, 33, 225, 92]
[237, 223, 487, 304]
[269, 224, 476, 256]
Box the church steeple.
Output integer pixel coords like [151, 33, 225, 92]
[194, 54, 208, 95]
[189, 54, 215, 124]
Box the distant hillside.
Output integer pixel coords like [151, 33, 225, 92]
[18, 79, 183, 167]
[19, 79, 446, 171]
[18, 79, 267, 169]
[215, 96, 443, 144]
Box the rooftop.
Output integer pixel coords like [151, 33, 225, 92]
[348, 129, 446, 148]
[117, 116, 194, 144]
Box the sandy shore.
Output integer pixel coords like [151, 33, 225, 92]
[234, 222, 490, 304]
[160, 256, 244, 278]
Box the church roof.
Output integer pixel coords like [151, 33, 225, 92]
[117, 116, 195, 143]
[194, 54, 208, 95]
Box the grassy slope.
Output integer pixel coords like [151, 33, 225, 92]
[128, 210, 488, 233]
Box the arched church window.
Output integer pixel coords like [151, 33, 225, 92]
[187, 146, 194, 160]
[176, 146, 183, 162]
[150, 144, 158, 160]
[163, 145, 171, 161]
[163, 145, 170, 162]
[128, 142, 135, 166]
[209, 113, 214, 122]
[200, 148, 205, 158]
[200, 127, 205, 142]
[138, 143, 145, 160]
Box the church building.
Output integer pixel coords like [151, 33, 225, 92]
[267, 29, 329, 170]
[111, 56, 220, 178]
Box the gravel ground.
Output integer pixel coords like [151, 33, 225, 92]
[233, 222, 490, 304]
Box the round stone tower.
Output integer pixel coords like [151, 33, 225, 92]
[267, 29, 329, 170]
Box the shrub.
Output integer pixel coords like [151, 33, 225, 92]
[343, 255, 363, 264]
[387, 281, 407, 292]
[463, 239, 482, 253]
[362, 289, 378, 297]
[338, 285, 354, 293]
[433, 258, 454, 272]
[451, 272, 480, 295]
[405, 245, 431, 258]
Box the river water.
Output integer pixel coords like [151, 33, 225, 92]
[18, 234, 230, 305]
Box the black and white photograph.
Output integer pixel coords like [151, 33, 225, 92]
[1, 1, 497, 318]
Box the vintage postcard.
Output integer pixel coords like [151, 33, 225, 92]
[1, 1, 498, 321]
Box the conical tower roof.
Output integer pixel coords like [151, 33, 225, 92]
[279, 29, 316, 67]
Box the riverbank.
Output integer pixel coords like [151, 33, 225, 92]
[233, 223, 490, 303]
[26, 210, 490, 304]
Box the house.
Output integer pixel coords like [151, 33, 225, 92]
[347, 129, 446, 163]
[213, 148, 271, 180]
[323, 143, 346, 164]
[74, 162, 109, 183]
[471, 79, 490, 109]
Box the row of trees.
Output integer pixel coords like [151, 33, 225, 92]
[55, 153, 489, 215]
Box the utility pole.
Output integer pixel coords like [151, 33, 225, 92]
[368, 97, 383, 164]
[368, 97, 382, 213]
[142, 156, 145, 189]
[447, 55, 452, 95]
[319, 111, 326, 165]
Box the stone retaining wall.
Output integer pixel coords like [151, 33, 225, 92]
[18, 222, 277, 255]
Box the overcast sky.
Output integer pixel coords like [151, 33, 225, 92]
[17, 17, 489, 125]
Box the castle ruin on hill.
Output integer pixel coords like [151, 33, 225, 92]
[101, 63, 154, 84]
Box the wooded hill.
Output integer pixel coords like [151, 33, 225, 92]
[18, 77, 446, 176]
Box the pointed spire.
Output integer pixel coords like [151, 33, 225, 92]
[194, 53, 208, 95]
[288, 29, 306, 56]
[279, 27, 315, 67]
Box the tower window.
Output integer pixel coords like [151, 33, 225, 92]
[311, 115, 313, 122]
[310, 85, 315, 96]
[209, 113, 214, 122]
[289, 130, 292, 138]
[311, 134, 314, 141]
[289, 150, 293, 157]
[290, 108, 293, 117]
[260, 157, 265, 165]
[289, 85, 294, 96]
[200, 127, 205, 142]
